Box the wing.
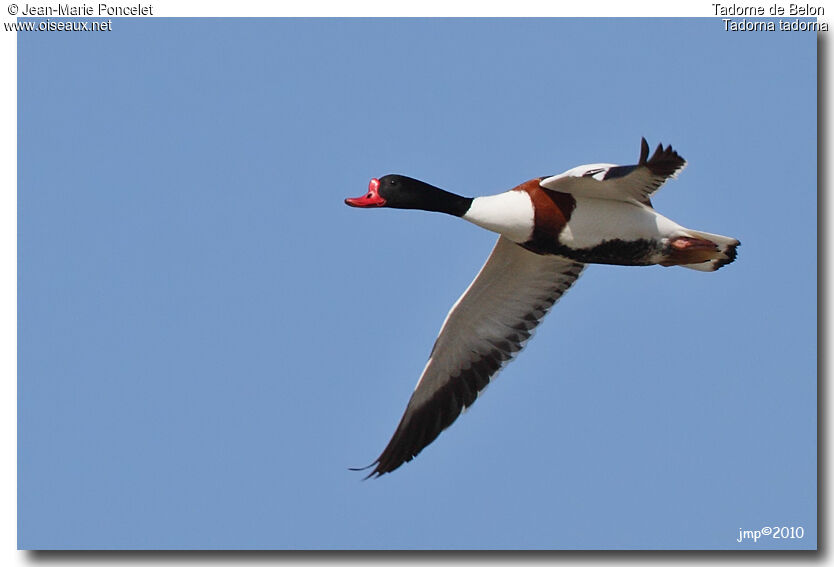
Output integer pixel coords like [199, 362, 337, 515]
[359, 236, 585, 478]
[539, 138, 686, 207]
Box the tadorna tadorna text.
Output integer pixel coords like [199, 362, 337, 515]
[345, 138, 739, 478]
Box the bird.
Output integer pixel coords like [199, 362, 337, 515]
[344, 138, 739, 478]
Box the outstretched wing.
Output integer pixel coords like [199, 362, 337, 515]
[358, 237, 585, 478]
[539, 138, 686, 207]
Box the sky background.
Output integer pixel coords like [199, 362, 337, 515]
[18, 18, 816, 550]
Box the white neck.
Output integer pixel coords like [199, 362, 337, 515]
[462, 191, 535, 243]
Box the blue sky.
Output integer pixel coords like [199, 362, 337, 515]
[18, 18, 816, 549]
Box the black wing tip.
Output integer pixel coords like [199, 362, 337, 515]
[639, 137, 650, 165]
[352, 425, 422, 479]
[348, 461, 386, 480]
[354, 360, 495, 479]
[640, 138, 686, 177]
[354, 457, 411, 479]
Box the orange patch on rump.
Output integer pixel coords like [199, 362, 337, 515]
[662, 236, 719, 266]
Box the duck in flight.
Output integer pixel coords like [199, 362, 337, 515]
[345, 138, 739, 478]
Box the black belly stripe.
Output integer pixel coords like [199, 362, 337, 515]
[523, 237, 663, 266]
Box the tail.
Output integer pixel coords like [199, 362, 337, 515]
[663, 230, 740, 272]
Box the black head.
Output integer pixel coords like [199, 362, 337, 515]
[345, 175, 472, 216]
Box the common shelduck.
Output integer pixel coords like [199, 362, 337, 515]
[345, 138, 739, 477]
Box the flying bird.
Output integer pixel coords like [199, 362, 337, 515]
[345, 138, 739, 478]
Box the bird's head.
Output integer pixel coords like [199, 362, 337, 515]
[344, 175, 449, 210]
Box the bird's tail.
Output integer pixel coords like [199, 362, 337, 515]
[662, 230, 740, 272]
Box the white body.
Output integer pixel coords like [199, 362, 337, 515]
[560, 197, 687, 249]
[462, 191, 689, 251]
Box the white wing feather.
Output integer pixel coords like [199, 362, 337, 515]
[363, 236, 584, 477]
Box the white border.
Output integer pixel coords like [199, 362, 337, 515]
[1, 2, 828, 565]
[1, 0, 16, 560]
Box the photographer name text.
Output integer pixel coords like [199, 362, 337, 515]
[19, 3, 152, 16]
